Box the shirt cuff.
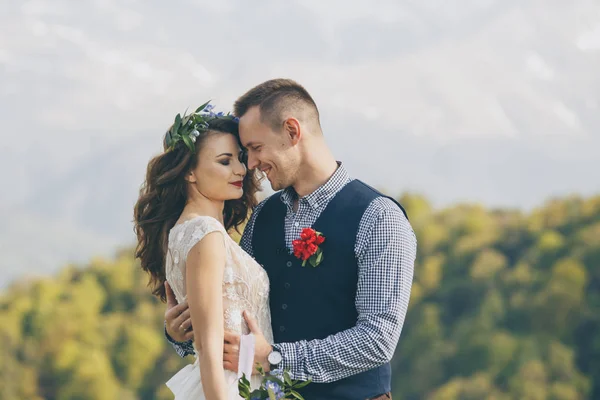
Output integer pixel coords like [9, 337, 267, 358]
[164, 322, 184, 344]
[273, 342, 306, 381]
[164, 322, 194, 357]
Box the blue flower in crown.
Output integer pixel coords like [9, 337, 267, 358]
[165, 100, 239, 153]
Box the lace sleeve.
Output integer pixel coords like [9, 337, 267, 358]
[167, 216, 227, 304]
[181, 216, 227, 261]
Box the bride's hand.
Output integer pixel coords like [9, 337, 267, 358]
[223, 310, 272, 375]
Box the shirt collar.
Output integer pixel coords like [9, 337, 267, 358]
[280, 162, 350, 210]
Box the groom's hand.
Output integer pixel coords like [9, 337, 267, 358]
[223, 310, 273, 375]
[164, 282, 194, 342]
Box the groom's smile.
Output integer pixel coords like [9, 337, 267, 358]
[260, 166, 272, 179]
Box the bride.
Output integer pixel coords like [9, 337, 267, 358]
[134, 103, 273, 399]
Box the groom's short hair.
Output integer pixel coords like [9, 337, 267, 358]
[234, 78, 321, 132]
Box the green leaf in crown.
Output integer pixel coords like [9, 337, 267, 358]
[165, 100, 239, 154]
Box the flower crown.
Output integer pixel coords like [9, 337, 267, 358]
[165, 101, 239, 153]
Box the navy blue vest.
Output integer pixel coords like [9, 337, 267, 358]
[252, 179, 407, 400]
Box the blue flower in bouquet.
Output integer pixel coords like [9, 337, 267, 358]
[270, 368, 284, 380]
[265, 380, 285, 399]
[238, 366, 311, 400]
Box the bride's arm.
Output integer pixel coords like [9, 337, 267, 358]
[186, 231, 228, 400]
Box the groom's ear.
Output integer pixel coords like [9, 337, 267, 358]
[283, 117, 301, 145]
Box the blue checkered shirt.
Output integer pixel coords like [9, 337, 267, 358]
[166, 163, 417, 383]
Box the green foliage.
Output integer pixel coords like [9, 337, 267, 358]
[393, 194, 599, 400]
[0, 251, 189, 400]
[1, 195, 599, 399]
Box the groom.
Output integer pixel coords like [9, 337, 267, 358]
[164, 79, 417, 399]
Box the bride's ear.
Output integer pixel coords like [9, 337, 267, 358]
[185, 170, 197, 183]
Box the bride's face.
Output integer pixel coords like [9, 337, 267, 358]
[186, 132, 247, 201]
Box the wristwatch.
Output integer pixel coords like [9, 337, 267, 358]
[267, 348, 282, 370]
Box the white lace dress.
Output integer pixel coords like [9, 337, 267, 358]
[164, 216, 273, 399]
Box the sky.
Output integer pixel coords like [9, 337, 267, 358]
[1, 0, 599, 286]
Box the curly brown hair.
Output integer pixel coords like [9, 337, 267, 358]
[133, 117, 261, 302]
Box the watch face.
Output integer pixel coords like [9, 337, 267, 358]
[268, 351, 282, 365]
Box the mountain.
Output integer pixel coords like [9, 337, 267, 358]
[1, 0, 599, 285]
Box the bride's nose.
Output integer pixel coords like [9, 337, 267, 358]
[234, 162, 247, 178]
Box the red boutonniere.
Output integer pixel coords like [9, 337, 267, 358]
[292, 228, 326, 267]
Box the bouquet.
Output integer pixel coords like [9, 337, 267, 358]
[238, 365, 310, 400]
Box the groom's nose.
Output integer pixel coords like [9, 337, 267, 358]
[247, 152, 259, 170]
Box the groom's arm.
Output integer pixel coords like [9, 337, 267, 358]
[271, 198, 417, 383]
[164, 282, 195, 358]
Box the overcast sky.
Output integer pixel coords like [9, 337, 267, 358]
[1, 0, 599, 285]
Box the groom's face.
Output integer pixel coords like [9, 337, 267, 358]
[238, 106, 298, 191]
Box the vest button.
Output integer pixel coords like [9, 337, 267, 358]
[286, 261, 292, 267]
[282, 304, 288, 310]
[284, 282, 290, 289]
[279, 326, 286, 332]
